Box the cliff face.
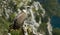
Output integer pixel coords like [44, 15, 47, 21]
[0, 0, 60, 35]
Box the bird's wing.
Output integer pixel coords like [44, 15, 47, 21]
[17, 12, 27, 24]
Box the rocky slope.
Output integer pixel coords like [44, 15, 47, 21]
[0, 0, 60, 35]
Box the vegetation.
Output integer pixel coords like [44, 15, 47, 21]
[0, 0, 60, 35]
[52, 28, 60, 35]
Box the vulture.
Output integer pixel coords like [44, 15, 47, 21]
[9, 11, 27, 30]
